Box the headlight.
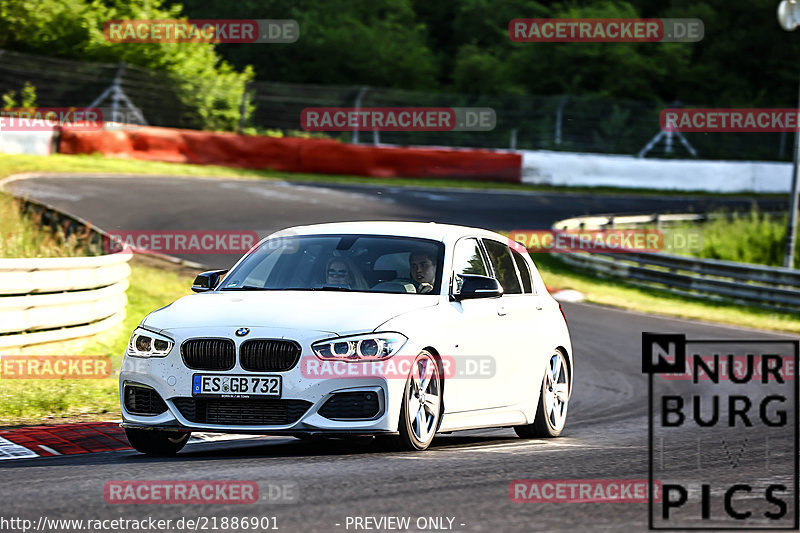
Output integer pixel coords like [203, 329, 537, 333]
[127, 327, 174, 358]
[311, 333, 407, 362]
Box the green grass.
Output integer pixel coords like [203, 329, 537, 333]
[0, 259, 194, 426]
[0, 193, 101, 258]
[0, 152, 783, 197]
[682, 209, 798, 267]
[533, 254, 800, 333]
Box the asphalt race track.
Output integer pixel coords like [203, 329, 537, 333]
[3, 175, 798, 532]
[7, 175, 787, 268]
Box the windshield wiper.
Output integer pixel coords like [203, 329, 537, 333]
[219, 285, 274, 291]
[221, 285, 356, 292]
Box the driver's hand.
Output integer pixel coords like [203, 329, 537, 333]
[418, 282, 433, 294]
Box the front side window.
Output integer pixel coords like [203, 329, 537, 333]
[218, 234, 445, 294]
[482, 239, 522, 294]
[452, 238, 489, 292]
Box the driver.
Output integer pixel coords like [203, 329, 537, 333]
[409, 252, 437, 294]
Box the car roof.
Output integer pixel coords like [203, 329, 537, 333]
[277, 221, 507, 243]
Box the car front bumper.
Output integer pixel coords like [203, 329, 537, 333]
[119, 327, 416, 435]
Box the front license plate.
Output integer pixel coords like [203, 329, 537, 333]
[192, 374, 281, 398]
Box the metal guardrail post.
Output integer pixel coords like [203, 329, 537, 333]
[352, 86, 368, 144]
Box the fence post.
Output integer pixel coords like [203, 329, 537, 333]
[352, 86, 368, 144]
[107, 62, 126, 121]
[510, 128, 518, 150]
[238, 82, 250, 134]
[554, 95, 568, 146]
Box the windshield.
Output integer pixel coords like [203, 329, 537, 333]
[218, 234, 445, 294]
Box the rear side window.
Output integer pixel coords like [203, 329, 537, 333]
[511, 249, 533, 294]
[482, 239, 522, 294]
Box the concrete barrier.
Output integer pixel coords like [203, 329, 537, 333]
[0, 129, 55, 155]
[0, 252, 131, 348]
[59, 125, 522, 182]
[521, 150, 792, 193]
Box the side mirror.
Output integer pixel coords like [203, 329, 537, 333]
[452, 274, 503, 301]
[191, 270, 228, 293]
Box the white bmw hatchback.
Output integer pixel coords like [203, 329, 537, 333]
[120, 222, 573, 454]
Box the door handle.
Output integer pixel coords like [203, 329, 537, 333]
[535, 305, 543, 311]
[497, 304, 507, 316]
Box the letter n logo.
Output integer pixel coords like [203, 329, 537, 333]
[642, 332, 686, 374]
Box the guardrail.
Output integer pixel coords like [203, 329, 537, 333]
[0, 195, 131, 348]
[551, 213, 800, 313]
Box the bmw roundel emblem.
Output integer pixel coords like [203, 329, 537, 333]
[235, 327, 250, 337]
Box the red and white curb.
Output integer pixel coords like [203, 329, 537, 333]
[0, 422, 260, 460]
[0, 422, 131, 459]
[547, 286, 585, 303]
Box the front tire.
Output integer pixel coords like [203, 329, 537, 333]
[397, 351, 442, 451]
[515, 349, 570, 438]
[125, 428, 190, 456]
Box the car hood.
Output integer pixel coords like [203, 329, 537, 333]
[142, 290, 438, 336]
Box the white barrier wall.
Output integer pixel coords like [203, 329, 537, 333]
[0, 129, 55, 155]
[521, 150, 792, 193]
[0, 252, 131, 348]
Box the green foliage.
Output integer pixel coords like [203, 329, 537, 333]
[178, 0, 437, 90]
[2, 81, 37, 108]
[0, 0, 252, 130]
[3, 0, 800, 136]
[173, 0, 800, 110]
[689, 208, 798, 267]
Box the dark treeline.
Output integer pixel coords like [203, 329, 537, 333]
[175, 0, 800, 107]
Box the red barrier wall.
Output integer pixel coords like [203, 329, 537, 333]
[59, 126, 521, 182]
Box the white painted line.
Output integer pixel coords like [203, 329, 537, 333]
[38, 445, 61, 455]
[0, 436, 39, 460]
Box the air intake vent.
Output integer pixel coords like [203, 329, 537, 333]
[240, 339, 301, 372]
[172, 398, 312, 425]
[181, 338, 235, 370]
[319, 391, 381, 420]
[124, 384, 168, 416]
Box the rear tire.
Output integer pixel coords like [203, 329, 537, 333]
[515, 349, 570, 439]
[125, 428, 190, 456]
[397, 351, 442, 451]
